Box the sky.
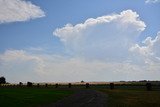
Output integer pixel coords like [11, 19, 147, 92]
[0, 0, 160, 83]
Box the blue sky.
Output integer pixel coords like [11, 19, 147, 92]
[0, 0, 160, 83]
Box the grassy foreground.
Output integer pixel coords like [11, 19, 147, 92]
[0, 87, 73, 107]
[101, 89, 160, 107]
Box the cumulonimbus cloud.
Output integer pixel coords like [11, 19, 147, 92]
[53, 10, 146, 61]
[0, 0, 45, 24]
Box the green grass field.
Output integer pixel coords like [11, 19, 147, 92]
[101, 88, 160, 107]
[0, 85, 160, 107]
[0, 87, 73, 107]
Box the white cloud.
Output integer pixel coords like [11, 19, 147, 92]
[130, 32, 160, 64]
[0, 0, 45, 23]
[0, 50, 45, 82]
[1, 49, 160, 83]
[53, 10, 146, 61]
[145, 0, 160, 3]
[0, 10, 160, 83]
[52, 9, 159, 81]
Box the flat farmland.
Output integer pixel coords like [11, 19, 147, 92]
[0, 87, 73, 107]
[0, 83, 160, 107]
[100, 86, 160, 107]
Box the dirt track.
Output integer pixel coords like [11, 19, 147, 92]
[43, 89, 108, 107]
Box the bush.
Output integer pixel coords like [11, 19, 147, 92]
[110, 83, 114, 89]
[0, 77, 6, 84]
[55, 83, 58, 88]
[146, 83, 152, 91]
[45, 83, 48, 87]
[68, 83, 71, 88]
[37, 83, 40, 87]
[19, 82, 23, 86]
[86, 83, 90, 88]
[27, 82, 32, 87]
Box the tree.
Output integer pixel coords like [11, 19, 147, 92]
[146, 83, 152, 91]
[37, 83, 40, 87]
[27, 82, 32, 87]
[81, 80, 84, 83]
[86, 83, 90, 88]
[55, 83, 58, 88]
[110, 83, 114, 89]
[19, 82, 23, 86]
[45, 83, 48, 87]
[0, 77, 6, 84]
[68, 83, 71, 88]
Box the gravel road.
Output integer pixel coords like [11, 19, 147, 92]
[43, 89, 108, 107]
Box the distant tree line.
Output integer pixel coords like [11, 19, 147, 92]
[0, 77, 158, 91]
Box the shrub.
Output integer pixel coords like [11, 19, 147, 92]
[37, 83, 40, 87]
[27, 82, 32, 87]
[0, 77, 6, 84]
[68, 83, 71, 88]
[19, 82, 23, 86]
[86, 83, 90, 88]
[45, 83, 48, 87]
[55, 83, 58, 88]
[146, 83, 152, 91]
[110, 83, 114, 89]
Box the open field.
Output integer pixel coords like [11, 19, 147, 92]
[100, 88, 160, 107]
[0, 82, 160, 107]
[0, 87, 73, 107]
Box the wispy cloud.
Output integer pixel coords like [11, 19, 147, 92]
[0, 0, 45, 24]
[0, 49, 160, 83]
[0, 50, 160, 82]
[145, 0, 160, 3]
